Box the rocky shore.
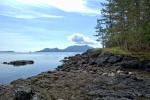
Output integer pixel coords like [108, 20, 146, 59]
[0, 49, 150, 100]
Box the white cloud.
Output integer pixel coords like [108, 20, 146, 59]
[37, 0, 100, 15]
[67, 33, 98, 44]
[12, 13, 63, 19]
[0, 1, 63, 19]
[0, 0, 100, 18]
[2, 11, 63, 19]
[1, 0, 100, 17]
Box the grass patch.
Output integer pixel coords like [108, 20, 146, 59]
[135, 97, 147, 100]
[131, 52, 150, 58]
[92, 47, 150, 58]
[102, 47, 130, 54]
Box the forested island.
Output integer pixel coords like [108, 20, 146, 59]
[0, 0, 150, 100]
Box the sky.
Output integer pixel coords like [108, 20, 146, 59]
[0, 0, 106, 52]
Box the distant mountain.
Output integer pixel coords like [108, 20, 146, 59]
[63, 45, 93, 52]
[39, 48, 61, 52]
[37, 45, 93, 52]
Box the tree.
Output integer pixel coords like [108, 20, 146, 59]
[95, 0, 150, 51]
[94, 19, 105, 48]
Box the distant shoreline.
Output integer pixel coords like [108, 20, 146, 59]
[0, 51, 14, 52]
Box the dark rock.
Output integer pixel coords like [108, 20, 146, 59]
[107, 55, 123, 64]
[75, 54, 81, 56]
[87, 51, 112, 66]
[95, 56, 109, 65]
[122, 59, 150, 71]
[3, 60, 34, 66]
[15, 86, 34, 100]
[57, 49, 150, 72]
[122, 55, 137, 61]
[86, 73, 150, 100]
[3, 62, 7, 64]
[122, 61, 140, 69]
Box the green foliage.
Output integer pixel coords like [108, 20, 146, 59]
[95, 0, 150, 51]
[144, 23, 150, 43]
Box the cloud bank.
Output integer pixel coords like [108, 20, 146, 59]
[67, 33, 98, 44]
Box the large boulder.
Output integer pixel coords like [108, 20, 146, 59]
[88, 50, 123, 66]
[15, 86, 34, 100]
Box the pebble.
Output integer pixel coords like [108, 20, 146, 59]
[102, 73, 108, 76]
[108, 72, 115, 77]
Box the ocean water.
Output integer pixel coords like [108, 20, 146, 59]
[0, 52, 81, 84]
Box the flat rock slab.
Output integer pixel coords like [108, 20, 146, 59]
[3, 60, 34, 66]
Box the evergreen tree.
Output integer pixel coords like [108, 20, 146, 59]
[95, 0, 150, 51]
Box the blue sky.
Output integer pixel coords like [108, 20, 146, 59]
[0, 0, 105, 52]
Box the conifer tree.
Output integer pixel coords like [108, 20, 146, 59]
[95, 0, 150, 51]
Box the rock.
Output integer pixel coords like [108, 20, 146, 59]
[0, 84, 13, 90]
[86, 72, 150, 100]
[116, 70, 124, 74]
[95, 56, 109, 66]
[102, 73, 108, 76]
[57, 49, 150, 72]
[107, 55, 123, 64]
[32, 95, 39, 100]
[122, 61, 140, 69]
[128, 72, 133, 75]
[3, 60, 34, 66]
[3, 62, 7, 64]
[15, 86, 35, 100]
[122, 59, 150, 71]
[108, 72, 115, 77]
[93, 51, 112, 66]
[83, 49, 102, 58]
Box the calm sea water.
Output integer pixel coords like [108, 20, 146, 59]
[0, 52, 81, 84]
